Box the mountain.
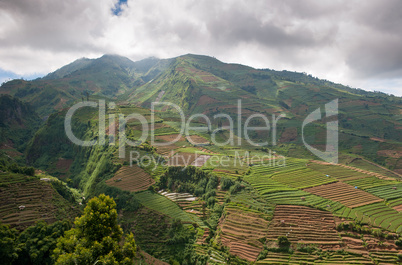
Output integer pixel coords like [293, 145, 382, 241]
[0, 55, 172, 116]
[1, 54, 401, 171]
[0, 95, 42, 162]
[1, 54, 402, 264]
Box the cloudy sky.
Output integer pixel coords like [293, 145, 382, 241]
[1, 0, 402, 96]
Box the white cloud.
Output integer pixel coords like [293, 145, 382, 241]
[0, 0, 401, 96]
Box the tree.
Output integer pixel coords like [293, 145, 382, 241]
[277, 236, 290, 248]
[52, 194, 136, 265]
[16, 220, 71, 265]
[0, 223, 19, 265]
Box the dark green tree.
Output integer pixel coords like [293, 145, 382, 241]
[0, 223, 19, 265]
[52, 194, 136, 265]
[16, 220, 71, 265]
[277, 236, 290, 248]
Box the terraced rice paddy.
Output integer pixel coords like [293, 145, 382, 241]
[106, 165, 154, 192]
[304, 182, 383, 208]
[219, 204, 269, 262]
[266, 205, 341, 247]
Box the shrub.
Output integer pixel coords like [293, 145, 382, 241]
[277, 236, 290, 248]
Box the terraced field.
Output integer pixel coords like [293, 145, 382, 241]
[135, 191, 204, 227]
[191, 154, 211, 167]
[0, 172, 77, 229]
[185, 134, 210, 145]
[257, 251, 374, 264]
[167, 152, 198, 166]
[308, 162, 368, 181]
[271, 167, 338, 189]
[388, 198, 402, 211]
[154, 144, 179, 157]
[304, 182, 383, 208]
[345, 176, 400, 190]
[219, 204, 269, 262]
[366, 183, 402, 200]
[159, 190, 203, 217]
[106, 165, 154, 192]
[245, 173, 341, 209]
[352, 202, 402, 232]
[251, 158, 307, 176]
[266, 205, 341, 247]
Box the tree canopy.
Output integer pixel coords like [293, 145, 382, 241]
[52, 194, 136, 265]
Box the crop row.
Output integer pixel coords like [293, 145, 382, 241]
[251, 159, 306, 176]
[135, 191, 204, 227]
[106, 165, 154, 192]
[353, 202, 402, 232]
[307, 163, 368, 181]
[304, 182, 383, 208]
[388, 197, 402, 211]
[266, 205, 340, 245]
[219, 205, 269, 262]
[271, 167, 337, 189]
[366, 183, 402, 200]
[345, 176, 400, 190]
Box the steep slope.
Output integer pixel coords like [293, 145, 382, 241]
[0, 170, 80, 230]
[0, 55, 172, 116]
[0, 95, 42, 160]
[1, 53, 401, 172]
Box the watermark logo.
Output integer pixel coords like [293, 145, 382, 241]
[64, 98, 339, 167]
[302, 99, 338, 163]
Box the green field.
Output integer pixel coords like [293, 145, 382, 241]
[135, 191, 204, 227]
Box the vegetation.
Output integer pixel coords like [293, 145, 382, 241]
[1, 54, 402, 264]
[53, 194, 137, 265]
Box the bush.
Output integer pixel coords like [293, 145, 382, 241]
[277, 236, 290, 248]
[221, 177, 234, 190]
[229, 182, 243, 194]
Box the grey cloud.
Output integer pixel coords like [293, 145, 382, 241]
[0, 0, 110, 52]
[0, 0, 401, 95]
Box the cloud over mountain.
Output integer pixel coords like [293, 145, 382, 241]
[0, 0, 401, 95]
